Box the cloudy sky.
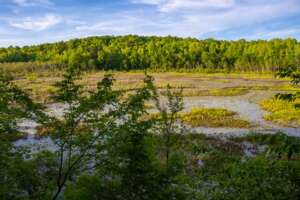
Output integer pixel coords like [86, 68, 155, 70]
[0, 0, 300, 47]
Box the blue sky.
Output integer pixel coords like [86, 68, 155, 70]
[0, 0, 300, 47]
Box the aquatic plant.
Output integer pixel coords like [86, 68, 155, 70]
[180, 108, 251, 128]
[176, 87, 249, 97]
[260, 98, 300, 127]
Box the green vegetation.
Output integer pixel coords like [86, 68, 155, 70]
[181, 108, 251, 128]
[179, 87, 249, 97]
[275, 66, 300, 100]
[160, 133, 300, 199]
[211, 157, 299, 200]
[14, 70, 297, 103]
[260, 98, 300, 127]
[0, 61, 63, 77]
[260, 66, 300, 127]
[1, 36, 300, 73]
[1, 68, 300, 200]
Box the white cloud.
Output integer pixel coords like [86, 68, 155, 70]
[75, 22, 126, 33]
[70, 0, 300, 40]
[74, 14, 162, 36]
[249, 28, 300, 40]
[1, 0, 300, 47]
[55, 0, 300, 40]
[125, 0, 300, 38]
[131, 0, 164, 5]
[132, 0, 235, 12]
[9, 14, 61, 31]
[179, 0, 299, 35]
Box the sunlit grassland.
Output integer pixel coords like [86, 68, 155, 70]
[0, 63, 277, 79]
[147, 107, 251, 128]
[269, 84, 300, 92]
[180, 108, 251, 128]
[177, 87, 249, 97]
[120, 70, 277, 79]
[260, 98, 300, 127]
[0, 62, 63, 77]
[12, 71, 299, 103]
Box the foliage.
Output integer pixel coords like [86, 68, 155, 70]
[260, 66, 300, 127]
[154, 85, 185, 168]
[266, 133, 300, 159]
[42, 67, 124, 200]
[0, 73, 42, 140]
[275, 66, 300, 101]
[276, 66, 300, 85]
[1, 68, 300, 200]
[1, 36, 300, 73]
[234, 132, 300, 159]
[210, 157, 300, 200]
[0, 73, 49, 200]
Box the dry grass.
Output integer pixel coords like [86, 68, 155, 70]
[12, 71, 296, 102]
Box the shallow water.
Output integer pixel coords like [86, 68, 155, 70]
[183, 91, 299, 137]
[14, 135, 56, 153]
[15, 90, 300, 150]
[16, 119, 56, 152]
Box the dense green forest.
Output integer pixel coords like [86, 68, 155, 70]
[1, 35, 300, 72]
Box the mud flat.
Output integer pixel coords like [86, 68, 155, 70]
[14, 73, 300, 151]
[181, 90, 299, 137]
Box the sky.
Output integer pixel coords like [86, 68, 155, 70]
[0, 0, 300, 47]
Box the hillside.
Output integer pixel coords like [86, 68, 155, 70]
[1, 35, 300, 73]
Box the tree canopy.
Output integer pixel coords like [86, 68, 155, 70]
[1, 36, 300, 72]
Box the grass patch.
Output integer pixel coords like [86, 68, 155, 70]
[260, 98, 300, 127]
[16, 78, 58, 103]
[180, 108, 251, 128]
[152, 71, 276, 79]
[270, 84, 300, 92]
[13, 71, 297, 102]
[144, 102, 155, 110]
[179, 87, 249, 97]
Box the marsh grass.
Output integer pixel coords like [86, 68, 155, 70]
[16, 78, 58, 103]
[13, 71, 299, 102]
[178, 87, 249, 97]
[157, 85, 300, 97]
[270, 84, 300, 92]
[144, 103, 155, 110]
[260, 98, 300, 127]
[146, 107, 251, 128]
[0, 62, 63, 78]
[143, 71, 276, 79]
[180, 108, 251, 128]
[162, 133, 245, 172]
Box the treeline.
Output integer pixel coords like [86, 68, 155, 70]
[1, 35, 300, 72]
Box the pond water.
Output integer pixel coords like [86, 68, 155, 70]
[183, 91, 300, 137]
[15, 90, 300, 151]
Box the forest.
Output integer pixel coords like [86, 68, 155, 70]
[1, 35, 300, 72]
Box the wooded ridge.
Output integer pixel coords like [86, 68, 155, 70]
[1, 35, 300, 72]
